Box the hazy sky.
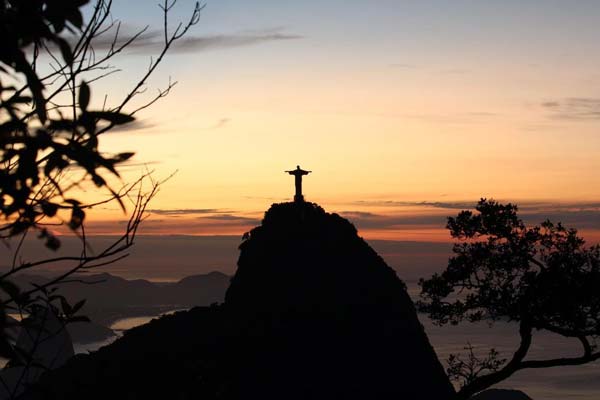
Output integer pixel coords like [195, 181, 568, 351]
[74, 0, 600, 241]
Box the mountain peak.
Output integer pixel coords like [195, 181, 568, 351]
[224, 201, 455, 399]
[226, 201, 405, 310]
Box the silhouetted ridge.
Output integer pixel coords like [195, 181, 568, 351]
[226, 201, 410, 310]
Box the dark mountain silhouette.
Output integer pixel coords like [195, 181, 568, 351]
[225, 202, 455, 399]
[23, 202, 455, 399]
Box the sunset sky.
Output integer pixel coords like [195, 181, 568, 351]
[78, 0, 600, 242]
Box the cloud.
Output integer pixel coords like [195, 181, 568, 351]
[344, 200, 600, 233]
[43, 200, 600, 245]
[198, 214, 261, 224]
[541, 98, 600, 120]
[439, 68, 470, 75]
[243, 196, 288, 201]
[466, 112, 499, 117]
[339, 211, 447, 230]
[75, 215, 258, 236]
[117, 160, 162, 169]
[147, 208, 226, 216]
[353, 200, 478, 209]
[172, 31, 302, 53]
[145, 209, 260, 225]
[338, 211, 379, 218]
[88, 26, 302, 54]
[339, 208, 600, 233]
[147, 209, 260, 224]
[400, 112, 498, 124]
[520, 210, 600, 230]
[205, 118, 230, 130]
[541, 101, 560, 108]
[354, 199, 600, 212]
[108, 119, 156, 134]
[389, 63, 418, 69]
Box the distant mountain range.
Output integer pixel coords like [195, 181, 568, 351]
[10, 271, 231, 343]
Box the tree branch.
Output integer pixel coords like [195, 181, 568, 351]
[520, 352, 600, 369]
[456, 320, 533, 400]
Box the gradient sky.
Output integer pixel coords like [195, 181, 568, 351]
[71, 0, 600, 242]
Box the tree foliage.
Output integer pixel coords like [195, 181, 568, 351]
[419, 199, 600, 399]
[0, 0, 201, 370]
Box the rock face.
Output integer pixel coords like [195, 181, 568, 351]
[24, 202, 454, 399]
[225, 202, 455, 399]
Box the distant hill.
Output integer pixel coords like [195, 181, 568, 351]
[12, 271, 229, 309]
[10, 271, 231, 343]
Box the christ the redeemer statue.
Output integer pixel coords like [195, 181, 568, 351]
[286, 165, 311, 202]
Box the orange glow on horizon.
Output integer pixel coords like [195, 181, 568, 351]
[53, 212, 600, 246]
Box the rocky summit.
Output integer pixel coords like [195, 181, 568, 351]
[25, 202, 455, 399]
[225, 201, 455, 399]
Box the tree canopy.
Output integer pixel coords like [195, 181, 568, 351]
[419, 199, 600, 399]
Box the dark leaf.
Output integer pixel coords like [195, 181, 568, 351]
[67, 315, 91, 323]
[44, 153, 70, 176]
[14, 53, 46, 123]
[48, 119, 76, 132]
[71, 299, 86, 315]
[92, 174, 106, 187]
[79, 81, 90, 111]
[86, 111, 135, 125]
[45, 235, 61, 251]
[79, 112, 97, 134]
[85, 132, 99, 150]
[41, 201, 58, 217]
[114, 152, 135, 163]
[0, 280, 21, 302]
[0, 120, 27, 135]
[0, 336, 15, 360]
[7, 96, 32, 105]
[68, 206, 85, 230]
[66, 9, 84, 29]
[59, 297, 72, 316]
[35, 129, 53, 148]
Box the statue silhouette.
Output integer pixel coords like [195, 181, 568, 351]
[285, 165, 311, 202]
